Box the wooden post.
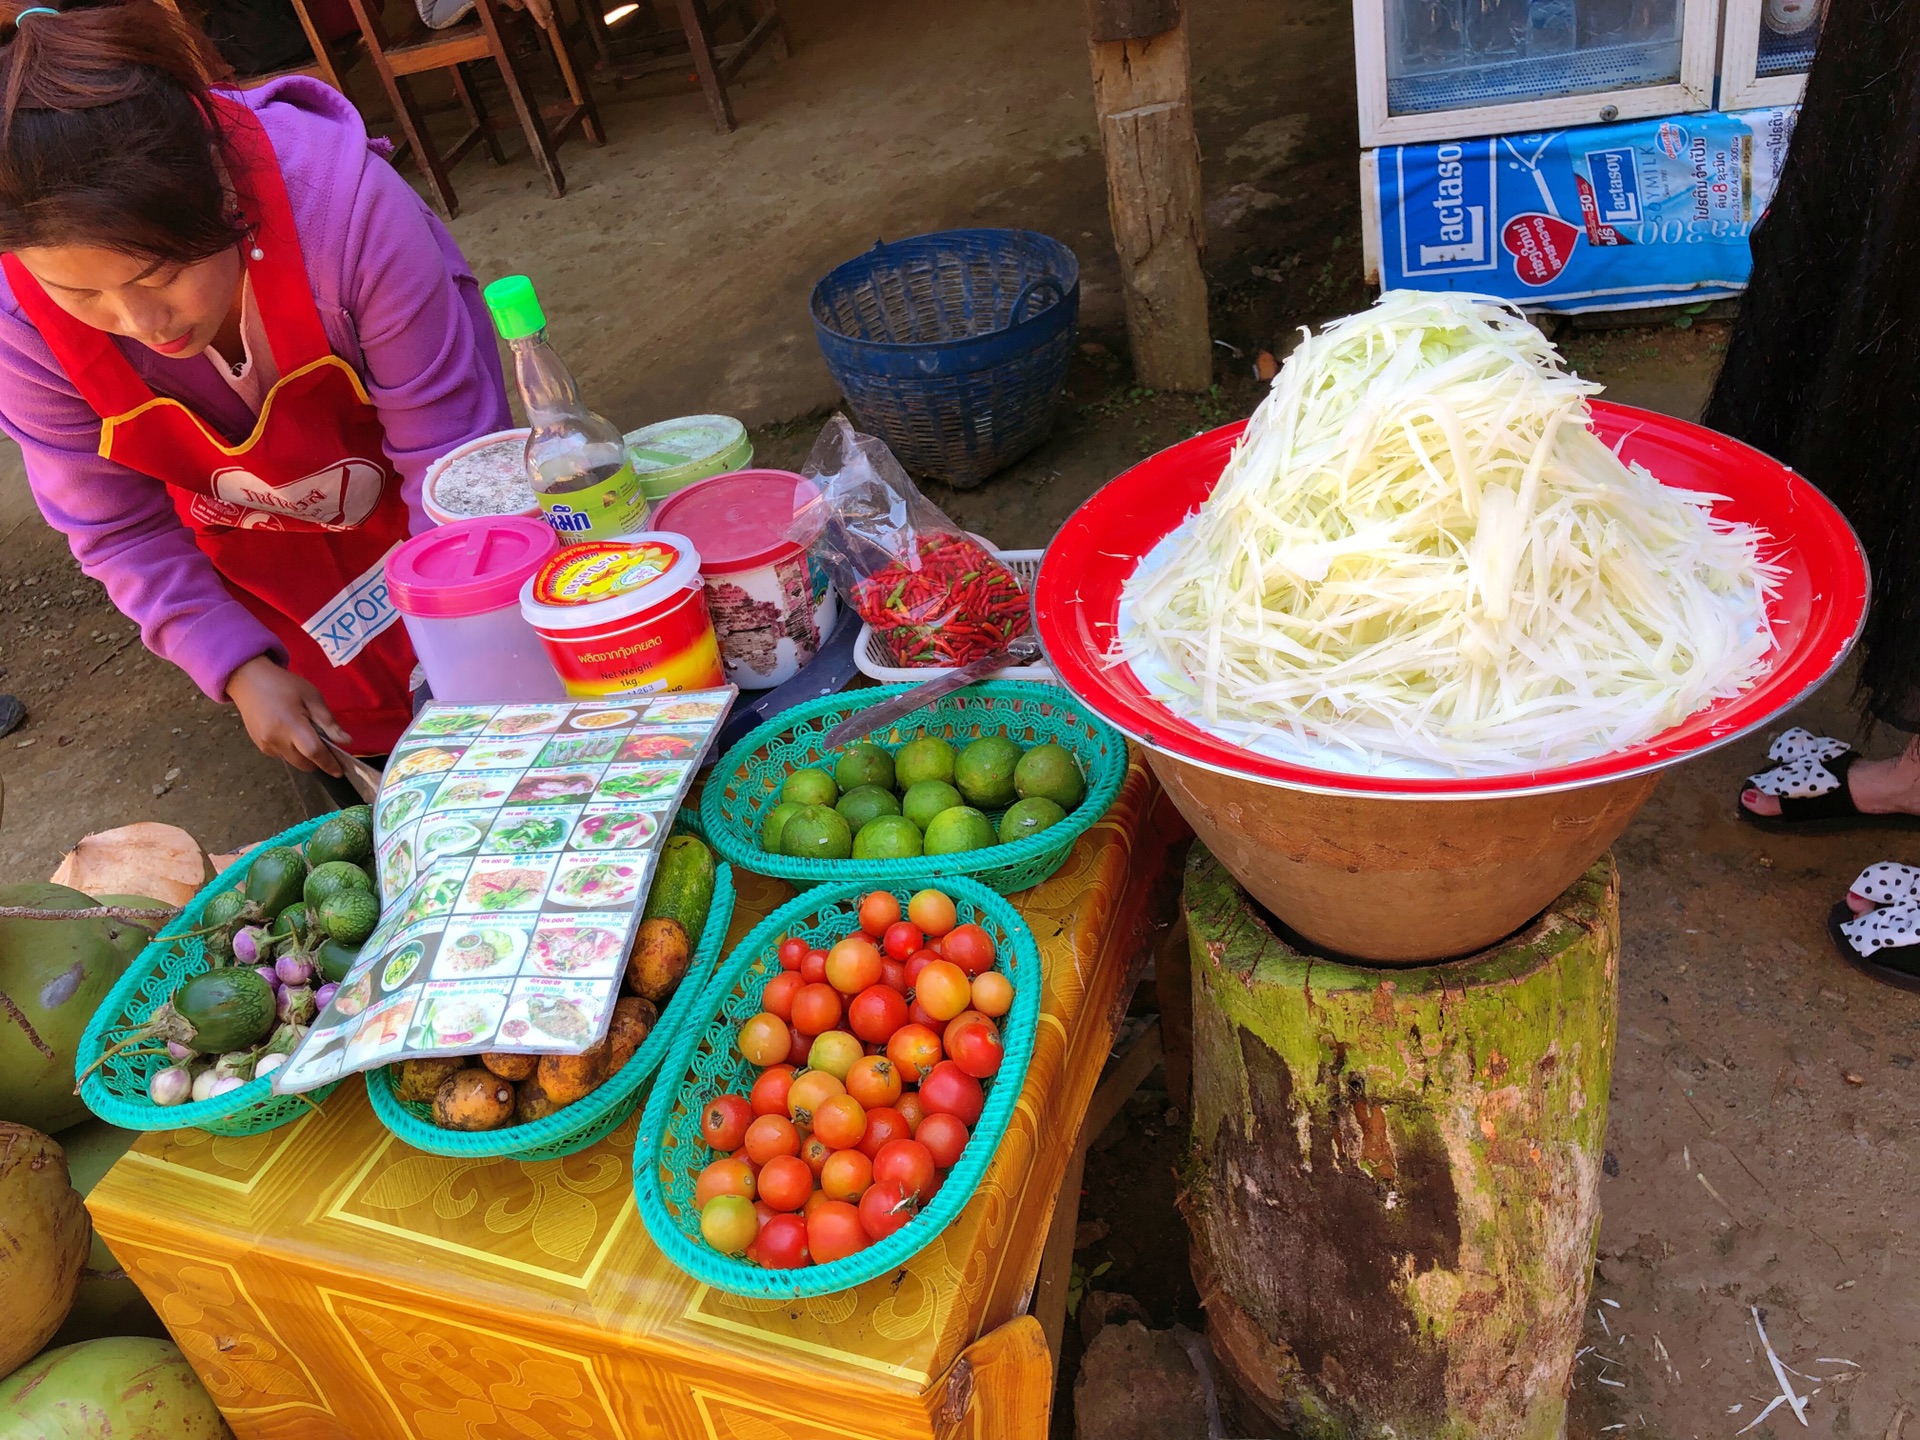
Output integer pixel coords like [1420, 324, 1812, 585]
[1087, 0, 1212, 392]
[1180, 845, 1619, 1440]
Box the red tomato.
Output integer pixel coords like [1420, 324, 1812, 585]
[737, 1012, 790, 1067]
[970, 971, 1013, 1018]
[908, 997, 943, 1030]
[695, 1157, 757, 1206]
[880, 958, 909, 995]
[777, 936, 808, 971]
[905, 949, 942, 988]
[756, 1154, 813, 1212]
[915, 961, 972, 1022]
[947, 1018, 1003, 1079]
[757, 1213, 810, 1269]
[938, 923, 996, 977]
[844, 1054, 902, 1109]
[754, 1199, 777, 1233]
[761, 972, 804, 1022]
[812, 1093, 868, 1151]
[871, 1138, 936, 1202]
[786, 1024, 814, 1067]
[801, 948, 830, 985]
[701, 1094, 753, 1153]
[826, 935, 884, 995]
[918, 1062, 985, 1125]
[942, 1011, 993, 1050]
[882, 920, 925, 962]
[858, 890, 902, 937]
[820, 1147, 873, 1203]
[848, 984, 910, 1044]
[907, 889, 958, 937]
[750, 1065, 795, 1117]
[807, 1199, 869, 1263]
[915, 1111, 969, 1169]
[895, 1093, 926, 1133]
[923, 1167, 946, 1203]
[858, 1105, 912, 1158]
[886, 1023, 943, 1083]
[803, 1187, 834, 1219]
[786, 1069, 845, 1127]
[791, 982, 843, 1036]
[744, 1113, 801, 1166]
[799, 1133, 833, 1177]
[859, 1179, 917, 1241]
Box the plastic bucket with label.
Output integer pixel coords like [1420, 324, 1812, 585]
[650, 469, 836, 690]
[520, 533, 725, 698]
[387, 515, 564, 703]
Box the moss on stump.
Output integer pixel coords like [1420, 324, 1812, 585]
[1182, 844, 1618, 1440]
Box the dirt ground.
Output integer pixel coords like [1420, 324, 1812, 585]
[0, 0, 1913, 1434]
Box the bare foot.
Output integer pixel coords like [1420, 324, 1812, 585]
[1741, 735, 1920, 818]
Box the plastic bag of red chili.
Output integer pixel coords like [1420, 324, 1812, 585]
[789, 416, 1030, 668]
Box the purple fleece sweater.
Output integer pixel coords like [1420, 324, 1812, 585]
[0, 77, 511, 700]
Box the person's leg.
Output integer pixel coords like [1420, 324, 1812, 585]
[1742, 732, 1920, 818]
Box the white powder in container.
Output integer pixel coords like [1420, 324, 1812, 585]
[432, 439, 538, 518]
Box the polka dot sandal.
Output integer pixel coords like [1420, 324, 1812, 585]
[1828, 862, 1920, 992]
[1739, 728, 1920, 833]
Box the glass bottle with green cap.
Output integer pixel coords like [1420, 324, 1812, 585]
[483, 274, 649, 543]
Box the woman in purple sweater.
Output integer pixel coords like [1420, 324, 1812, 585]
[0, 0, 509, 779]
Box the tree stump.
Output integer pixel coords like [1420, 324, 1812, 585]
[1180, 844, 1618, 1439]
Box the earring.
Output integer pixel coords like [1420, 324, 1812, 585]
[250, 246, 265, 260]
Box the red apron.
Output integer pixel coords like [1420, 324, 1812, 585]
[2, 99, 416, 753]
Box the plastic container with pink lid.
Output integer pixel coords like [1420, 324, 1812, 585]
[386, 515, 566, 703]
[650, 469, 838, 690]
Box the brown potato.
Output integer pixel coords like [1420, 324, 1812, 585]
[516, 1074, 562, 1123]
[392, 1057, 464, 1104]
[625, 917, 690, 1003]
[607, 996, 655, 1073]
[432, 1068, 515, 1130]
[480, 1052, 538, 1082]
[537, 1036, 611, 1106]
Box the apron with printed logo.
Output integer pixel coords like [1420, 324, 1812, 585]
[2, 97, 416, 753]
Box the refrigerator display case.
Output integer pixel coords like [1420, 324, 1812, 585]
[1354, 0, 1720, 145]
[1718, 0, 1825, 109]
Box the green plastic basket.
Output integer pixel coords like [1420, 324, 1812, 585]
[700, 680, 1124, 894]
[634, 875, 1041, 1298]
[75, 816, 343, 1138]
[366, 861, 736, 1161]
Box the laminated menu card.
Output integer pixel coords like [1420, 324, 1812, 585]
[273, 688, 735, 1094]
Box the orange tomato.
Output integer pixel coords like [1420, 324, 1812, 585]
[757, 1154, 813, 1212]
[970, 971, 1013, 1018]
[812, 1093, 869, 1151]
[695, 1157, 757, 1207]
[744, 1113, 801, 1166]
[894, 1092, 926, 1133]
[858, 890, 901, 937]
[791, 982, 843, 1036]
[799, 1133, 833, 1177]
[886, 1023, 943, 1083]
[807, 1199, 869, 1263]
[826, 935, 884, 995]
[786, 1069, 846, 1127]
[761, 971, 804, 1022]
[914, 960, 972, 1022]
[820, 1147, 874, 1203]
[845, 1054, 903, 1109]
[737, 1012, 790, 1066]
[907, 889, 957, 937]
[751, 1064, 795, 1117]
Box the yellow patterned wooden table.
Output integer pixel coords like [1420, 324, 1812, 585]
[87, 755, 1177, 1440]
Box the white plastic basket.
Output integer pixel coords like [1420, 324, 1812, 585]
[852, 543, 1053, 683]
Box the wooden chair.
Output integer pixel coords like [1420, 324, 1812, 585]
[582, 0, 786, 133]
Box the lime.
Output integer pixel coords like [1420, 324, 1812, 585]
[954, 736, 1021, 811]
[319, 888, 380, 946]
[1000, 796, 1068, 844]
[760, 801, 804, 854]
[781, 768, 839, 808]
[834, 742, 896, 794]
[836, 784, 902, 833]
[779, 804, 853, 861]
[922, 806, 996, 855]
[894, 735, 957, 789]
[853, 815, 924, 860]
[305, 859, 373, 910]
[902, 779, 964, 832]
[1015, 743, 1086, 809]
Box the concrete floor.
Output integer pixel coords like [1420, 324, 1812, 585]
[0, 0, 1914, 1435]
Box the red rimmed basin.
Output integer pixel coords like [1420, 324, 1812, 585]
[1035, 403, 1869, 960]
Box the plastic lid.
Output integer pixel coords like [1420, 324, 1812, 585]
[484, 275, 546, 340]
[520, 533, 702, 630]
[623, 415, 751, 489]
[649, 469, 816, 574]
[387, 515, 559, 618]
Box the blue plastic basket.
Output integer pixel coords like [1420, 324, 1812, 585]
[810, 228, 1080, 488]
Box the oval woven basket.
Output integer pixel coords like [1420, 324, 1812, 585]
[75, 816, 344, 1138]
[700, 680, 1125, 894]
[635, 875, 1041, 1298]
[366, 861, 736, 1161]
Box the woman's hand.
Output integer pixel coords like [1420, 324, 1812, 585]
[227, 655, 350, 775]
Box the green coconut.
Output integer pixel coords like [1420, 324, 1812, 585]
[0, 1336, 234, 1438]
[0, 884, 154, 1133]
[45, 1119, 163, 1349]
[0, 1123, 90, 1379]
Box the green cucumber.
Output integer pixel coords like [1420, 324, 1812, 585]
[173, 968, 277, 1054]
[642, 835, 716, 950]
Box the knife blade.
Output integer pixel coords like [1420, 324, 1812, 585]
[321, 738, 383, 803]
[820, 633, 1041, 751]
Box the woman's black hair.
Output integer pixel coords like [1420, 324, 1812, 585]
[0, 0, 245, 263]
